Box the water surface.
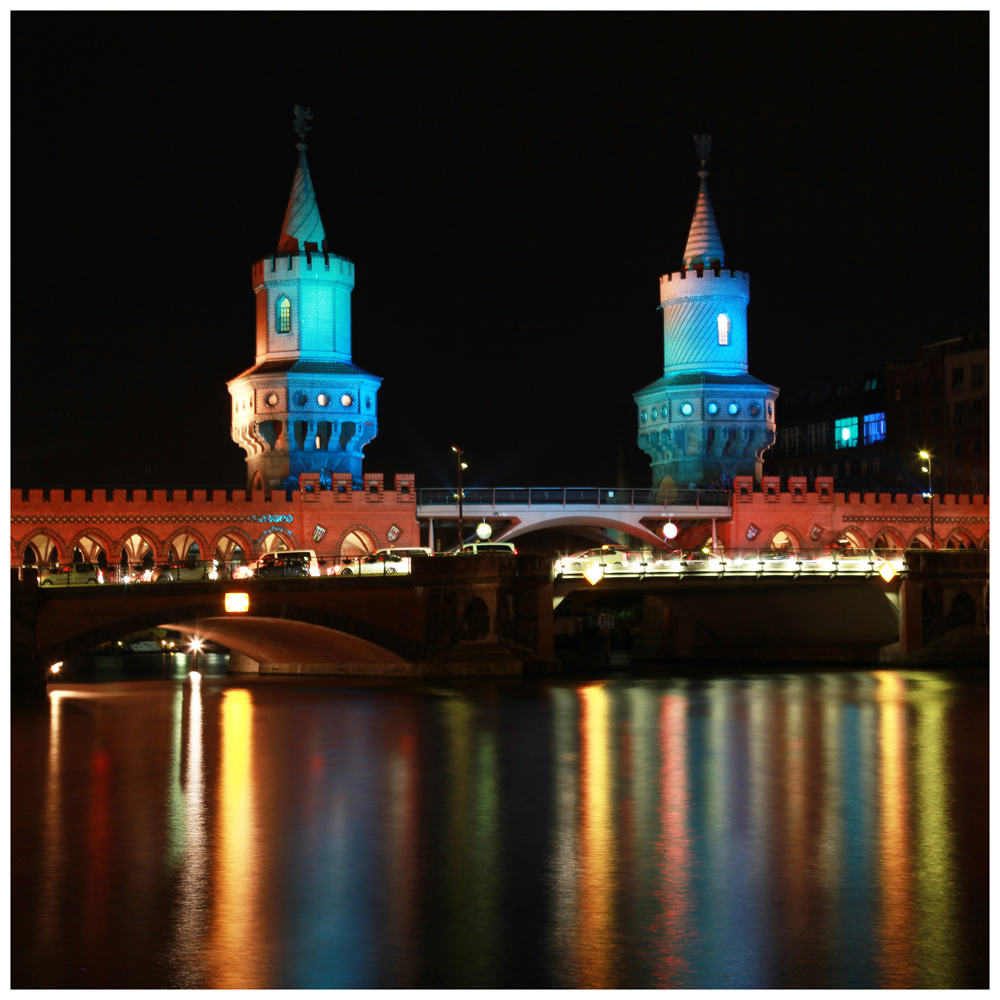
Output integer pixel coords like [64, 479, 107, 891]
[11, 660, 988, 988]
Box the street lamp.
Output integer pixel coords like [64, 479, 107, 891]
[451, 446, 468, 549]
[919, 450, 935, 550]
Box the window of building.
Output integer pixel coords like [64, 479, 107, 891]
[951, 366, 965, 392]
[953, 402, 962, 426]
[861, 458, 868, 475]
[971, 362, 984, 390]
[954, 440, 962, 458]
[895, 388, 902, 402]
[835, 416, 858, 449]
[873, 458, 881, 474]
[864, 378, 878, 391]
[970, 397, 983, 418]
[863, 411, 886, 444]
[717, 314, 730, 346]
[972, 437, 981, 455]
[844, 460, 851, 477]
[807, 422, 828, 453]
[277, 297, 291, 333]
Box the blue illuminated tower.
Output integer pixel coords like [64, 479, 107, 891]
[634, 136, 778, 492]
[228, 107, 381, 489]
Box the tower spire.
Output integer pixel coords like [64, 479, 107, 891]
[277, 105, 327, 253]
[682, 134, 725, 270]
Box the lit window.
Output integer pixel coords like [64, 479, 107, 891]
[835, 416, 858, 449]
[717, 314, 730, 345]
[277, 297, 291, 333]
[863, 412, 885, 444]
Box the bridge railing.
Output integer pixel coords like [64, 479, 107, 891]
[416, 487, 732, 508]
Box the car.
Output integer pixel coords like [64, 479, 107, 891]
[556, 545, 634, 576]
[39, 562, 102, 586]
[338, 551, 411, 576]
[452, 541, 518, 555]
[153, 561, 210, 583]
[254, 551, 316, 579]
[374, 546, 434, 559]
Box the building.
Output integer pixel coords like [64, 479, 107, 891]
[227, 106, 382, 489]
[634, 136, 779, 492]
[767, 334, 988, 497]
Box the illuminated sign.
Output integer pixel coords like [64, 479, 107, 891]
[313, 525, 328, 542]
[225, 593, 250, 613]
[387, 523, 402, 542]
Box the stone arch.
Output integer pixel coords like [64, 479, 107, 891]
[210, 527, 256, 565]
[15, 529, 69, 565]
[335, 523, 379, 561]
[67, 527, 117, 569]
[162, 526, 213, 563]
[870, 526, 906, 551]
[943, 526, 978, 549]
[113, 529, 165, 566]
[767, 524, 804, 551]
[837, 525, 871, 549]
[907, 526, 935, 549]
[258, 528, 297, 555]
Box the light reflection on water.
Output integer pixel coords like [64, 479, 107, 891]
[11, 666, 988, 989]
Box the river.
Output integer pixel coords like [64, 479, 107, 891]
[11, 655, 989, 988]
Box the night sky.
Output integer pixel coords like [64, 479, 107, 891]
[11, 13, 988, 492]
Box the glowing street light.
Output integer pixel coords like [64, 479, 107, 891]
[451, 446, 468, 548]
[919, 450, 936, 550]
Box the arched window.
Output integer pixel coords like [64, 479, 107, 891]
[277, 297, 291, 333]
[717, 313, 730, 346]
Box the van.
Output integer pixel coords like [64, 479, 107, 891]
[374, 547, 434, 559]
[254, 549, 320, 578]
[453, 541, 518, 555]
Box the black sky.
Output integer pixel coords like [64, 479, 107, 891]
[11, 12, 988, 491]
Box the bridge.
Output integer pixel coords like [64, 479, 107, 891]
[11, 548, 988, 693]
[417, 486, 732, 548]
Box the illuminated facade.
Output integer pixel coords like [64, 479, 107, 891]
[228, 107, 381, 489]
[635, 136, 779, 492]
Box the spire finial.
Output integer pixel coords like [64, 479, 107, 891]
[293, 105, 314, 151]
[694, 134, 711, 178]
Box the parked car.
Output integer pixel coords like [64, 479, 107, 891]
[254, 551, 317, 579]
[153, 561, 210, 583]
[452, 541, 518, 555]
[39, 562, 102, 586]
[556, 545, 634, 576]
[373, 546, 434, 559]
[339, 551, 411, 576]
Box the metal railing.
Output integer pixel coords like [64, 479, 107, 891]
[416, 486, 732, 508]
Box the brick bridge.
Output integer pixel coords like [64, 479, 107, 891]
[12, 551, 988, 692]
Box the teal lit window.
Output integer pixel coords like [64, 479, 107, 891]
[863, 411, 886, 444]
[835, 416, 858, 449]
[277, 297, 291, 333]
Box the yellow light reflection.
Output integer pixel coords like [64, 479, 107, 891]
[578, 682, 616, 988]
[38, 690, 69, 953]
[873, 670, 914, 986]
[207, 689, 265, 988]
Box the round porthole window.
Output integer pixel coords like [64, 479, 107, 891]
[641, 411, 648, 422]
[317, 394, 329, 406]
[681, 402, 693, 416]
[728, 402, 740, 415]
[294, 391, 308, 406]
[767, 402, 773, 416]
[707, 402, 719, 415]
[264, 392, 279, 408]
[651, 407, 659, 419]
[749, 403, 761, 417]
[341, 394, 353, 407]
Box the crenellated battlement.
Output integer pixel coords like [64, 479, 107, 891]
[659, 268, 749, 302]
[252, 251, 355, 290]
[11, 473, 416, 510]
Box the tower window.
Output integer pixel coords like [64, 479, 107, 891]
[717, 314, 730, 346]
[835, 416, 858, 449]
[277, 297, 291, 333]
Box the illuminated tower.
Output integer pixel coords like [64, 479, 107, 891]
[634, 136, 778, 492]
[228, 107, 381, 489]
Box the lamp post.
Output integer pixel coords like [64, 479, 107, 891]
[919, 450, 935, 550]
[451, 446, 467, 549]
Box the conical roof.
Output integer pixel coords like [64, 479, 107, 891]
[277, 143, 327, 252]
[682, 172, 725, 269]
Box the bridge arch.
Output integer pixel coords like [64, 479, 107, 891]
[258, 527, 298, 554]
[335, 523, 379, 559]
[871, 526, 906, 551]
[113, 529, 164, 566]
[767, 524, 805, 551]
[67, 527, 118, 567]
[907, 526, 935, 549]
[837, 525, 871, 549]
[35, 596, 419, 668]
[163, 526, 213, 563]
[14, 529, 69, 565]
[943, 526, 979, 549]
[497, 514, 663, 548]
[209, 527, 256, 566]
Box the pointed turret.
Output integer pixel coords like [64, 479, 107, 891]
[682, 136, 725, 270]
[278, 108, 327, 252]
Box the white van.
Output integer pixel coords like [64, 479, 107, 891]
[374, 547, 434, 559]
[254, 549, 320, 578]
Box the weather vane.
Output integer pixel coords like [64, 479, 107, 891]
[293, 105, 314, 147]
[694, 134, 712, 176]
